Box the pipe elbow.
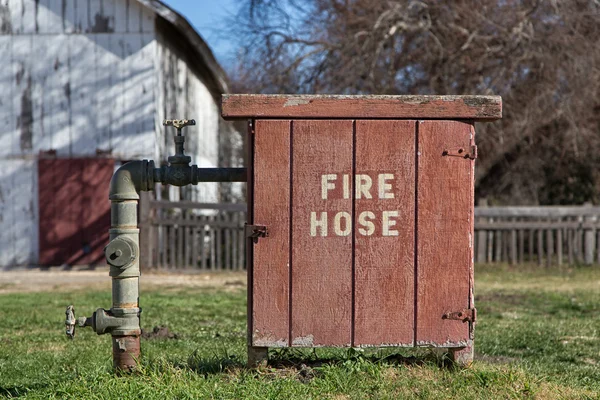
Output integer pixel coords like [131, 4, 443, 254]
[109, 160, 155, 200]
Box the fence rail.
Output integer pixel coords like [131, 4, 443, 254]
[140, 199, 600, 269]
[475, 206, 600, 266]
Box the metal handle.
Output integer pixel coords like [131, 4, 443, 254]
[163, 119, 196, 133]
[65, 305, 76, 339]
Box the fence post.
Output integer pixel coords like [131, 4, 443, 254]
[584, 202, 596, 265]
[476, 198, 488, 263]
[139, 191, 152, 271]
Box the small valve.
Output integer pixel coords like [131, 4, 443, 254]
[163, 119, 196, 133]
[65, 305, 76, 339]
[65, 305, 93, 339]
[163, 118, 196, 168]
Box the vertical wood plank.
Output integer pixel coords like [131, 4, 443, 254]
[528, 229, 534, 263]
[209, 215, 216, 269]
[44, 34, 70, 155]
[568, 228, 574, 266]
[291, 120, 353, 347]
[416, 120, 472, 347]
[177, 214, 184, 268]
[21, 0, 36, 33]
[69, 34, 97, 155]
[0, 161, 16, 266]
[557, 228, 563, 266]
[252, 120, 291, 347]
[510, 229, 517, 265]
[518, 228, 524, 264]
[11, 35, 32, 156]
[184, 211, 191, 268]
[73, 0, 89, 33]
[200, 216, 207, 270]
[238, 213, 245, 270]
[537, 229, 543, 266]
[140, 5, 154, 33]
[12, 160, 36, 265]
[8, 0, 24, 34]
[127, 0, 141, 33]
[597, 230, 600, 265]
[354, 120, 415, 346]
[494, 229, 502, 262]
[215, 214, 222, 269]
[476, 228, 486, 264]
[169, 224, 175, 268]
[231, 212, 238, 270]
[487, 229, 494, 263]
[94, 33, 117, 152]
[546, 228, 554, 267]
[0, 37, 14, 157]
[114, 0, 127, 32]
[224, 213, 231, 269]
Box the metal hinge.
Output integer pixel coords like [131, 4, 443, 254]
[245, 224, 268, 243]
[442, 145, 477, 160]
[442, 308, 476, 323]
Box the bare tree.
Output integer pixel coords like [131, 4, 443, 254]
[229, 0, 600, 205]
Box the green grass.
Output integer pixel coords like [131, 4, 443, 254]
[1, 265, 599, 399]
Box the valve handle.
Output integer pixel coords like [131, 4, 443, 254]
[163, 119, 196, 134]
[65, 305, 76, 339]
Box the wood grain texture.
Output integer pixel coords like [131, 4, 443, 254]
[291, 120, 353, 347]
[416, 120, 473, 347]
[354, 120, 415, 347]
[251, 120, 291, 347]
[222, 95, 502, 121]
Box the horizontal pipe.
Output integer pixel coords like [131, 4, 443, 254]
[196, 168, 247, 182]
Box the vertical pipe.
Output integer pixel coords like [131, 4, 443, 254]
[109, 199, 141, 372]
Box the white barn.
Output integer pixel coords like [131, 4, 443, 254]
[0, 0, 236, 267]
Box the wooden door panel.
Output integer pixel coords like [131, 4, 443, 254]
[416, 120, 474, 346]
[354, 120, 415, 346]
[252, 120, 292, 347]
[39, 158, 113, 266]
[291, 120, 353, 346]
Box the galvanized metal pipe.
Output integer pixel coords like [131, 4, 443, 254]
[106, 161, 153, 371]
[66, 121, 249, 372]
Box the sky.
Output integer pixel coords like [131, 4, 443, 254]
[162, 0, 241, 67]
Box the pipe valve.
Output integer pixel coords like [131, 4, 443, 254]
[65, 305, 92, 339]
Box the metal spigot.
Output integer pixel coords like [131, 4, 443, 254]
[65, 305, 91, 339]
[65, 305, 76, 339]
[163, 119, 195, 166]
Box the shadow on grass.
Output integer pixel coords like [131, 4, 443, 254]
[181, 348, 459, 379]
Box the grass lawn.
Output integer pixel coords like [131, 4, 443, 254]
[0, 265, 599, 399]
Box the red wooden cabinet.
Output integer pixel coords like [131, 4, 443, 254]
[222, 95, 501, 366]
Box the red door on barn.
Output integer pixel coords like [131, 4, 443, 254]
[38, 158, 114, 266]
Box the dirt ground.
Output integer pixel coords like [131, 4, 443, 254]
[0, 267, 247, 294]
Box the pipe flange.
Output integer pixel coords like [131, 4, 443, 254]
[105, 237, 138, 268]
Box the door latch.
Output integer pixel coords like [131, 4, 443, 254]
[245, 224, 269, 243]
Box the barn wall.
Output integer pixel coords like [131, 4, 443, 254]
[0, 0, 160, 266]
[155, 27, 220, 204]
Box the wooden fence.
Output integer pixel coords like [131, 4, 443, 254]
[139, 195, 247, 270]
[475, 206, 600, 266]
[139, 199, 600, 269]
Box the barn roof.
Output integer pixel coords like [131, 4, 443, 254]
[136, 0, 230, 94]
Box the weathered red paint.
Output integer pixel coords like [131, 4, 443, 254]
[38, 158, 114, 266]
[226, 95, 498, 364]
[251, 120, 291, 347]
